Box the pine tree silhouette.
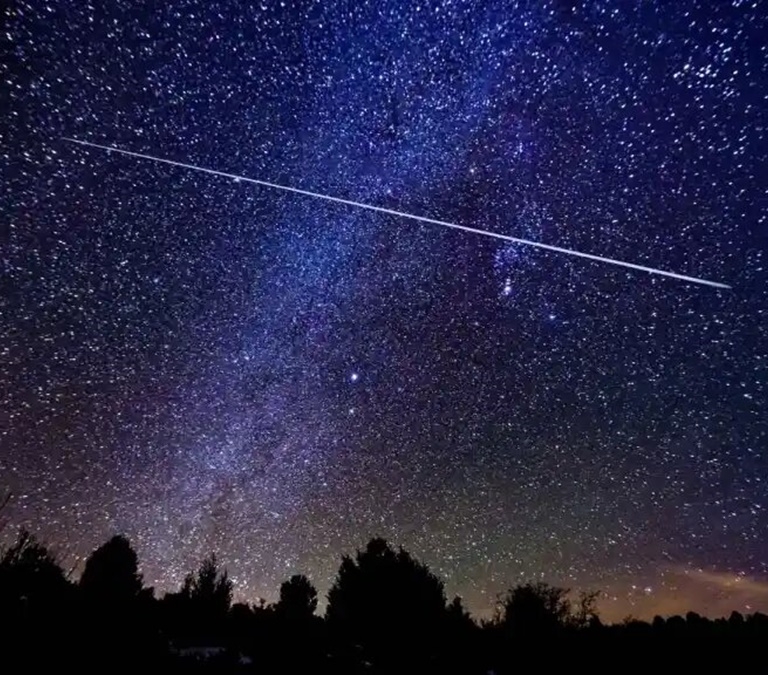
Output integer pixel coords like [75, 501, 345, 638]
[327, 538, 448, 670]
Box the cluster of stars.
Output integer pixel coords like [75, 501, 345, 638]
[2, 0, 767, 619]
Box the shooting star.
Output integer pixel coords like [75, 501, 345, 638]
[62, 137, 730, 289]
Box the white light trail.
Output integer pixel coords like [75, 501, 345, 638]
[62, 137, 730, 289]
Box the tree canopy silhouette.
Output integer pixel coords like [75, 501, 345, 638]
[0, 530, 77, 668]
[496, 582, 599, 635]
[276, 574, 318, 621]
[0, 529, 70, 617]
[1, 527, 767, 673]
[77, 534, 161, 665]
[79, 534, 143, 604]
[327, 537, 449, 668]
[163, 553, 233, 646]
[182, 553, 233, 616]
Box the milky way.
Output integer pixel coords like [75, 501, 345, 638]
[2, 1, 767, 620]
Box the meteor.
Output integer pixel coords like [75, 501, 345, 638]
[62, 137, 730, 290]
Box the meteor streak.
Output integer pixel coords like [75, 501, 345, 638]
[62, 137, 730, 289]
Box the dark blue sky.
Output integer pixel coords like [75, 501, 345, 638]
[3, 0, 766, 619]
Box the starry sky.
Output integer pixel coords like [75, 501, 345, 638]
[2, 1, 767, 621]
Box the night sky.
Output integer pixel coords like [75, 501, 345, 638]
[2, 1, 767, 621]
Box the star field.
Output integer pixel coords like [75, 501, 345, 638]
[2, 1, 767, 620]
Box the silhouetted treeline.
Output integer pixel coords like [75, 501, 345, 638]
[1, 530, 766, 673]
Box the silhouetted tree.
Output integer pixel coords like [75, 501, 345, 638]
[227, 601, 257, 650]
[184, 553, 233, 617]
[164, 553, 232, 646]
[79, 534, 143, 604]
[276, 574, 318, 620]
[572, 589, 601, 628]
[447, 595, 471, 623]
[327, 538, 448, 670]
[0, 529, 71, 620]
[666, 615, 686, 631]
[1, 529, 68, 594]
[497, 582, 571, 635]
[443, 596, 484, 674]
[78, 535, 160, 666]
[0, 530, 76, 667]
[259, 575, 323, 670]
[4, 524, 768, 671]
